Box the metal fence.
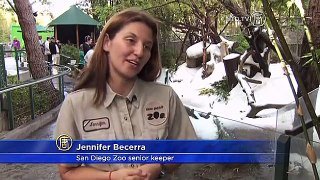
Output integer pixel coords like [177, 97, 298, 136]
[0, 65, 70, 130]
[0, 43, 71, 131]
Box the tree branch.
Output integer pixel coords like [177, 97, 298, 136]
[247, 104, 286, 118]
[144, 0, 177, 11]
[6, 0, 16, 13]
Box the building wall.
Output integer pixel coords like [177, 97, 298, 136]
[10, 25, 54, 48]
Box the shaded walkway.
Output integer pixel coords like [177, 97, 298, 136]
[0, 122, 60, 180]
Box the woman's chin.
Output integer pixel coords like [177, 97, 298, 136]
[121, 72, 139, 81]
[121, 69, 141, 79]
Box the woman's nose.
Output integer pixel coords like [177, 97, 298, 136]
[133, 42, 144, 58]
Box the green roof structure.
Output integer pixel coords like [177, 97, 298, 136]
[12, 25, 54, 48]
[48, 5, 99, 26]
[17, 25, 53, 32]
[47, 5, 99, 47]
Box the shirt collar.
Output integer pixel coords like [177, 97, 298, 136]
[127, 79, 141, 108]
[103, 79, 141, 108]
[103, 84, 117, 108]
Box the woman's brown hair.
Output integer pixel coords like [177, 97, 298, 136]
[74, 8, 162, 105]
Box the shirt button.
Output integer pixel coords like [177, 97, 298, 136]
[124, 117, 127, 120]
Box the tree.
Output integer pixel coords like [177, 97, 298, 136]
[90, 0, 229, 70]
[307, 0, 320, 47]
[299, 0, 320, 95]
[218, 0, 251, 26]
[12, 0, 48, 78]
[0, 9, 10, 42]
[77, 0, 116, 20]
[12, 0, 60, 107]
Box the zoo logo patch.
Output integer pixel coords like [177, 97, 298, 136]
[83, 117, 110, 132]
[144, 101, 167, 125]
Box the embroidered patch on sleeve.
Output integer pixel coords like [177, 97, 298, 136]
[83, 117, 110, 132]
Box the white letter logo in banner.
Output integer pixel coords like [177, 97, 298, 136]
[56, 134, 73, 151]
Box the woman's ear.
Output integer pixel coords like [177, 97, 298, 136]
[103, 34, 110, 52]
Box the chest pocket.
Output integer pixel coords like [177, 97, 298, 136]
[81, 117, 116, 140]
[142, 124, 168, 140]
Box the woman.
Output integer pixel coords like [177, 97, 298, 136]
[79, 44, 85, 69]
[83, 35, 93, 56]
[84, 48, 94, 66]
[55, 8, 197, 180]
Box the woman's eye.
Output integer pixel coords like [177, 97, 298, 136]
[126, 38, 135, 43]
[144, 45, 152, 50]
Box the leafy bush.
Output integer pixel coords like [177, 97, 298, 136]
[161, 48, 176, 69]
[10, 86, 30, 127]
[7, 75, 19, 85]
[214, 117, 234, 140]
[60, 44, 80, 64]
[0, 10, 10, 43]
[6, 76, 60, 128]
[230, 34, 250, 54]
[199, 77, 230, 102]
[10, 85, 52, 127]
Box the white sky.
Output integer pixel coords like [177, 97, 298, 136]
[48, 0, 78, 18]
[30, 0, 78, 18]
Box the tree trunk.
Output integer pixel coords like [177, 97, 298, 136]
[299, 0, 320, 95]
[307, 0, 320, 47]
[13, 0, 48, 79]
[13, 0, 61, 108]
[218, 0, 250, 26]
[247, 104, 286, 118]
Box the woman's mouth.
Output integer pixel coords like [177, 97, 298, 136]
[127, 60, 139, 67]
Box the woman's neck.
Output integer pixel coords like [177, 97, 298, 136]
[107, 76, 135, 97]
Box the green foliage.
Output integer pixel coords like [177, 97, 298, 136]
[60, 44, 80, 64]
[0, 9, 10, 42]
[94, 0, 195, 40]
[214, 117, 234, 140]
[301, 49, 320, 70]
[93, 0, 188, 70]
[7, 75, 18, 84]
[7, 76, 53, 127]
[285, 19, 303, 31]
[270, 0, 293, 16]
[230, 34, 250, 54]
[10, 86, 30, 127]
[6, 75, 32, 86]
[32, 85, 52, 115]
[160, 48, 176, 69]
[10, 85, 52, 127]
[199, 77, 230, 102]
[95, 0, 151, 23]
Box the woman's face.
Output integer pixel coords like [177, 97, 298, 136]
[103, 22, 154, 81]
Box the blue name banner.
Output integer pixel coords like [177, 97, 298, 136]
[0, 140, 276, 163]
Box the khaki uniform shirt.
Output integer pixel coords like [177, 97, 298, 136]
[55, 78, 197, 171]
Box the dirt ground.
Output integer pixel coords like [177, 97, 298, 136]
[171, 163, 274, 180]
[0, 163, 274, 180]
